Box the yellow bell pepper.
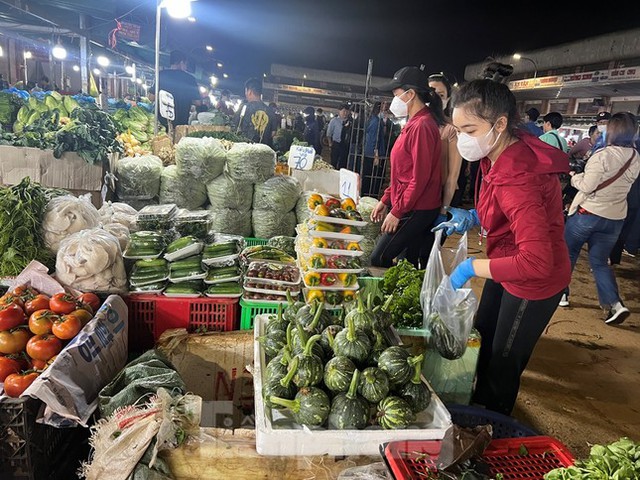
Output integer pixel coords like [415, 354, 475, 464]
[342, 291, 356, 302]
[308, 193, 324, 210]
[314, 204, 331, 217]
[312, 238, 328, 249]
[346, 242, 361, 251]
[341, 197, 356, 211]
[338, 273, 358, 287]
[307, 290, 325, 303]
[304, 272, 321, 287]
[310, 253, 326, 269]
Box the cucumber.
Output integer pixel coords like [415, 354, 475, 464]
[125, 246, 162, 257]
[130, 269, 169, 282]
[165, 285, 201, 295]
[134, 258, 168, 269]
[170, 268, 204, 280]
[206, 265, 240, 279]
[206, 283, 242, 295]
[169, 255, 203, 272]
[130, 282, 167, 292]
[166, 236, 199, 254]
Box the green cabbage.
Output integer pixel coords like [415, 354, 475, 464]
[252, 209, 296, 239]
[295, 192, 316, 224]
[253, 176, 302, 212]
[159, 165, 208, 210]
[357, 196, 382, 240]
[206, 173, 253, 211]
[359, 237, 378, 267]
[115, 155, 163, 200]
[175, 137, 226, 182]
[225, 142, 276, 184]
[208, 207, 252, 237]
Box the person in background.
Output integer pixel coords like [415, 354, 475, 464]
[522, 107, 543, 136]
[433, 78, 571, 415]
[316, 108, 327, 135]
[362, 102, 386, 197]
[215, 89, 235, 116]
[370, 66, 444, 269]
[561, 112, 640, 322]
[590, 111, 611, 154]
[149, 50, 201, 127]
[0, 74, 9, 90]
[235, 77, 277, 146]
[302, 106, 321, 153]
[539, 112, 569, 152]
[428, 73, 453, 117]
[269, 102, 283, 133]
[326, 104, 351, 169]
[569, 125, 600, 160]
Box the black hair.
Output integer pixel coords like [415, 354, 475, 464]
[169, 50, 187, 66]
[371, 102, 381, 116]
[481, 61, 514, 84]
[316, 107, 323, 113]
[428, 74, 452, 98]
[244, 77, 263, 95]
[451, 79, 519, 134]
[403, 85, 446, 127]
[339, 103, 351, 111]
[221, 89, 231, 97]
[543, 112, 563, 129]
[607, 112, 638, 147]
[588, 125, 598, 136]
[526, 108, 540, 121]
[40, 76, 49, 83]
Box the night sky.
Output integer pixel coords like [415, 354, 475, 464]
[163, 0, 640, 94]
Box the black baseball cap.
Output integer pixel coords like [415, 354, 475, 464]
[596, 111, 612, 121]
[377, 66, 428, 92]
[525, 107, 540, 119]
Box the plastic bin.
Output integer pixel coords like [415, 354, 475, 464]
[125, 294, 239, 351]
[244, 237, 269, 247]
[382, 435, 574, 480]
[240, 299, 342, 330]
[0, 397, 90, 480]
[446, 403, 540, 438]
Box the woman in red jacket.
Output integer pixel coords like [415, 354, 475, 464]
[370, 66, 445, 268]
[433, 78, 571, 415]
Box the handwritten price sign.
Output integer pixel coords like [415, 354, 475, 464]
[288, 145, 316, 170]
[339, 168, 359, 202]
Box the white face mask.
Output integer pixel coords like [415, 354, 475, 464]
[597, 124, 607, 134]
[389, 90, 411, 118]
[456, 125, 501, 162]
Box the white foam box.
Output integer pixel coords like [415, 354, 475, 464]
[253, 314, 452, 456]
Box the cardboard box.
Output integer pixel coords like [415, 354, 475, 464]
[0, 145, 104, 191]
[157, 329, 255, 429]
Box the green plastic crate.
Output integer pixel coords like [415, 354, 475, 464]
[244, 237, 269, 247]
[240, 299, 343, 330]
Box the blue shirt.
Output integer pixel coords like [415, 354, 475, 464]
[522, 121, 543, 137]
[364, 115, 386, 158]
[327, 116, 343, 143]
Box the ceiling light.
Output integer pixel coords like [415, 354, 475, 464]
[0, 46, 3, 57]
[217, 62, 223, 68]
[210, 75, 218, 86]
[188, 16, 196, 22]
[206, 45, 213, 52]
[93, 68, 101, 76]
[142, 84, 148, 90]
[263, 73, 267, 78]
[52, 43, 67, 60]
[97, 56, 110, 67]
[125, 65, 135, 75]
[513, 53, 522, 60]
[199, 86, 207, 93]
[72, 65, 80, 72]
[163, 0, 192, 19]
[24, 51, 32, 59]
[136, 78, 142, 84]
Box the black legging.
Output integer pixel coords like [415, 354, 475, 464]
[370, 209, 439, 269]
[472, 279, 564, 415]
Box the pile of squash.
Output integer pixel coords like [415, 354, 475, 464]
[260, 293, 431, 430]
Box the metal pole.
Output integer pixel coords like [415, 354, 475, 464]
[23, 54, 27, 84]
[79, 14, 89, 94]
[154, 1, 161, 135]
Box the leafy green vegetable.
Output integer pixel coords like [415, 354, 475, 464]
[380, 259, 424, 328]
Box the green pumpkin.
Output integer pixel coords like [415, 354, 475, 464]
[270, 386, 330, 427]
[292, 324, 325, 360]
[263, 356, 298, 409]
[344, 294, 375, 337]
[367, 329, 391, 367]
[397, 354, 431, 413]
[333, 316, 371, 365]
[320, 324, 343, 358]
[265, 348, 291, 380]
[358, 367, 390, 404]
[293, 334, 324, 387]
[284, 290, 305, 323]
[376, 396, 416, 430]
[265, 303, 289, 335]
[324, 355, 356, 393]
[378, 346, 421, 386]
[259, 329, 286, 359]
[328, 369, 370, 430]
[296, 301, 327, 334]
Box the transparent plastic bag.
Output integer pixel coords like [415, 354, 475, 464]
[43, 195, 101, 252]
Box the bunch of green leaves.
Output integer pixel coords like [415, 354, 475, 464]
[10, 110, 60, 149]
[380, 259, 424, 328]
[0, 177, 64, 276]
[544, 437, 640, 480]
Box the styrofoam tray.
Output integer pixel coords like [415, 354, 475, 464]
[168, 272, 207, 283]
[311, 214, 367, 227]
[243, 275, 301, 288]
[244, 286, 300, 297]
[241, 296, 289, 305]
[123, 251, 162, 260]
[163, 293, 201, 298]
[307, 268, 364, 275]
[202, 253, 239, 266]
[204, 275, 241, 285]
[129, 289, 164, 295]
[205, 292, 242, 299]
[129, 275, 169, 287]
[310, 230, 364, 242]
[163, 242, 204, 262]
[253, 315, 452, 456]
[301, 279, 359, 291]
[310, 247, 364, 258]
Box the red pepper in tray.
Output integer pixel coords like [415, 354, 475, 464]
[327, 255, 349, 269]
[320, 273, 338, 287]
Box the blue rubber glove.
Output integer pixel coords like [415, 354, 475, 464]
[450, 258, 476, 289]
[431, 207, 480, 235]
[432, 213, 448, 229]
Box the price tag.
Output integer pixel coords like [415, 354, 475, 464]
[288, 145, 316, 170]
[158, 90, 175, 121]
[339, 168, 359, 202]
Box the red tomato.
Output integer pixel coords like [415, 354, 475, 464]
[3, 372, 39, 398]
[0, 293, 25, 309]
[25, 294, 51, 316]
[28, 309, 59, 335]
[49, 293, 77, 315]
[52, 314, 82, 341]
[0, 328, 31, 355]
[11, 285, 38, 302]
[0, 303, 27, 331]
[77, 292, 100, 313]
[70, 309, 92, 327]
[30, 358, 47, 370]
[0, 356, 21, 381]
[26, 334, 62, 361]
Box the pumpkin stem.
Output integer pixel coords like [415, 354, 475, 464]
[303, 334, 322, 357]
[280, 356, 299, 388]
[269, 395, 300, 413]
[306, 301, 324, 332]
[345, 316, 357, 342]
[285, 322, 294, 350]
[346, 369, 360, 400]
[296, 323, 309, 348]
[276, 302, 283, 323]
[410, 354, 423, 384]
[286, 289, 295, 307]
[325, 327, 336, 349]
[357, 293, 365, 313]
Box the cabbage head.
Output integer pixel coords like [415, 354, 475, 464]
[208, 206, 253, 237]
[295, 192, 316, 224]
[206, 173, 253, 211]
[116, 155, 163, 200]
[175, 137, 226, 182]
[226, 142, 276, 184]
[253, 175, 301, 212]
[159, 165, 208, 210]
[252, 209, 296, 239]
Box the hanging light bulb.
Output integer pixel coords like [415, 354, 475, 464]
[24, 51, 32, 59]
[93, 68, 101, 76]
[163, 0, 192, 19]
[52, 42, 67, 60]
[125, 65, 134, 75]
[97, 56, 110, 67]
[72, 65, 80, 72]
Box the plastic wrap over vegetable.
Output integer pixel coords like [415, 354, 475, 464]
[357, 196, 382, 239]
[225, 142, 276, 184]
[295, 192, 317, 224]
[115, 155, 163, 200]
[206, 173, 253, 211]
[159, 165, 208, 210]
[208, 206, 253, 237]
[253, 175, 302, 212]
[98, 201, 138, 230]
[359, 237, 377, 267]
[102, 223, 130, 252]
[55, 228, 127, 293]
[175, 136, 226, 183]
[252, 209, 296, 239]
[43, 195, 101, 252]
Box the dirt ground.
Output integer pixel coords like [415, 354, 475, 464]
[457, 230, 640, 459]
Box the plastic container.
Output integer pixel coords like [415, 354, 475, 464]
[163, 242, 204, 262]
[309, 230, 364, 242]
[446, 403, 540, 438]
[244, 286, 300, 297]
[202, 253, 240, 266]
[240, 299, 287, 330]
[168, 272, 207, 283]
[245, 237, 269, 247]
[310, 247, 364, 257]
[174, 210, 212, 239]
[124, 294, 239, 351]
[245, 261, 301, 285]
[310, 214, 367, 227]
[136, 203, 178, 230]
[204, 275, 241, 285]
[382, 435, 574, 480]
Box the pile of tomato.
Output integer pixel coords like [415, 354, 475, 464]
[0, 285, 101, 398]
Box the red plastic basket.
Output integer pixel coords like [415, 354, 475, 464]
[383, 435, 575, 479]
[124, 294, 239, 351]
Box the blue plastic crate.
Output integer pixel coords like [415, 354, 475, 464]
[446, 403, 539, 439]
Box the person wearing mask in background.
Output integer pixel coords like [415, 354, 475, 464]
[302, 106, 321, 153]
[561, 112, 640, 323]
[362, 102, 386, 198]
[539, 112, 569, 152]
[235, 77, 277, 147]
[215, 89, 235, 116]
[150, 50, 201, 127]
[326, 104, 351, 169]
[569, 125, 600, 160]
[370, 66, 444, 269]
[591, 111, 611, 154]
[433, 78, 571, 415]
[522, 107, 543, 136]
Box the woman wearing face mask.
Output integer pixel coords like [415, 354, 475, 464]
[370, 66, 445, 269]
[432, 78, 571, 415]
